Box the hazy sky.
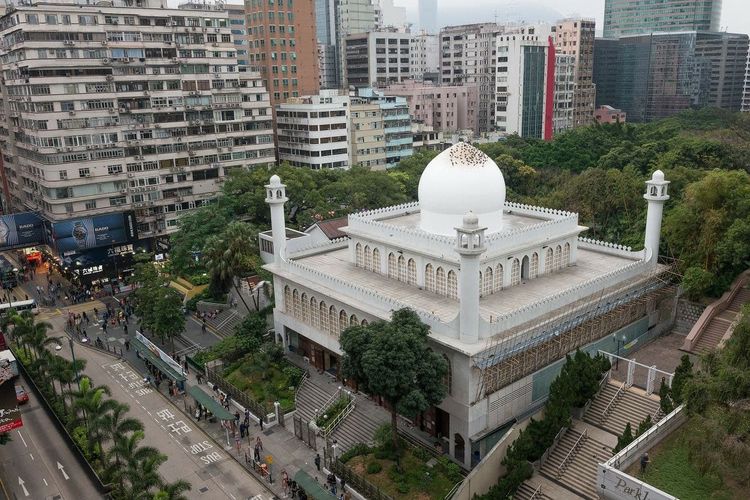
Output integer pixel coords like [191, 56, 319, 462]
[396, 0, 749, 36]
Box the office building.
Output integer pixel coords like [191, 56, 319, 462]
[419, 0, 437, 34]
[603, 0, 722, 38]
[376, 0, 408, 30]
[553, 53, 576, 134]
[315, 0, 338, 89]
[553, 19, 596, 127]
[350, 99, 386, 170]
[0, 0, 275, 243]
[743, 47, 750, 112]
[356, 88, 412, 167]
[345, 30, 412, 88]
[440, 23, 502, 133]
[595, 105, 627, 124]
[335, 0, 379, 87]
[226, 2, 250, 67]
[383, 80, 478, 133]
[411, 123, 444, 151]
[410, 32, 439, 81]
[594, 31, 749, 122]
[275, 90, 350, 169]
[245, 0, 319, 106]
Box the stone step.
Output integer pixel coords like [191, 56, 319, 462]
[514, 481, 552, 500]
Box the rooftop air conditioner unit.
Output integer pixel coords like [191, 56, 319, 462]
[68, 111, 75, 115]
[120, 189, 127, 194]
[101, 40, 108, 45]
[123, 58, 131, 63]
[127, 173, 134, 177]
[106, 75, 114, 81]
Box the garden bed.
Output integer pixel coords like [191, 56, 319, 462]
[342, 443, 462, 499]
[626, 426, 741, 500]
[222, 354, 302, 413]
[316, 396, 350, 429]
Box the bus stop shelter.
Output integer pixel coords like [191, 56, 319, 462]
[186, 385, 234, 421]
[294, 470, 336, 499]
[132, 337, 186, 390]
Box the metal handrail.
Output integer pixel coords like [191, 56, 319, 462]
[293, 369, 309, 404]
[443, 479, 462, 500]
[601, 381, 626, 422]
[321, 396, 355, 438]
[556, 428, 587, 478]
[314, 386, 342, 419]
[529, 484, 542, 500]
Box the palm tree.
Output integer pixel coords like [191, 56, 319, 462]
[11, 313, 58, 362]
[115, 445, 167, 500]
[49, 357, 86, 414]
[70, 377, 117, 459]
[153, 480, 191, 500]
[102, 402, 143, 465]
[103, 429, 162, 492]
[203, 221, 258, 311]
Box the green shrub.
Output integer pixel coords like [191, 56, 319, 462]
[412, 446, 431, 461]
[438, 456, 463, 483]
[283, 365, 304, 387]
[396, 482, 410, 494]
[682, 266, 715, 301]
[315, 396, 351, 428]
[339, 443, 371, 463]
[188, 274, 211, 286]
[366, 461, 383, 474]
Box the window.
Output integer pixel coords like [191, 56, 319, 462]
[85, 200, 97, 210]
[388, 253, 397, 279]
[46, 15, 57, 25]
[284, 286, 292, 312]
[447, 270, 458, 299]
[355, 243, 364, 267]
[26, 14, 39, 24]
[58, 170, 68, 180]
[339, 309, 348, 334]
[397, 255, 406, 282]
[372, 248, 380, 273]
[511, 258, 521, 286]
[109, 196, 126, 206]
[530, 252, 539, 279]
[553, 245, 562, 271]
[545, 247, 554, 274]
[407, 259, 417, 286]
[436, 267, 446, 296]
[319, 301, 328, 332]
[108, 164, 123, 174]
[494, 264, 503, 292]
[363, 245, 371, 270]
[328, 305, 338, 336]
[78, 168, 91, 178]
[301, 293, 309, 323]
[563, 243, 570, 267]
[482, 266, 493, 296]
[424, 264, 435, 292]
[310, 297, 318, 328]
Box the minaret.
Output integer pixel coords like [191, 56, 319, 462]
[265, 175, 288, 265]
[643, 170, 669, 265]
[455, 211, 486, 344]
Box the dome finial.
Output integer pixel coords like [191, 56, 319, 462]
[463, 211, 479, 228]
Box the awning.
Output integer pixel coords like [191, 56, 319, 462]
[187, 385, 235, 421]
[132, 338, 186, 383]
[294, 470, 336, 499]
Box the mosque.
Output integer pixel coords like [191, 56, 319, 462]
[260, 142, 676, 467]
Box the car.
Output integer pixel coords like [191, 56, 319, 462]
[15, 384, 29, 405]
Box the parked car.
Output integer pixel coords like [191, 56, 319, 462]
[15, 384, 29, 405]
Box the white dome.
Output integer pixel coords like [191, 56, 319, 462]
[651, 170, 665, 182]
[418, 143, 506, 236]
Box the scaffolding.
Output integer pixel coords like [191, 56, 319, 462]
[473, 264, 678, 402]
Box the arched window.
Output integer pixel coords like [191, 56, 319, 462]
[388, 252, 397, 279]
[319, 301, 328, 332]
[301, 293, 309, 323]
[407, 258, 417, 285]
[447, 270, 458, 299]
[350, 314, 358, 327]
[425, 264, 435, 292]
[292, 289, 301, 318]
[530, 252, 539, 279]
[372, 248, 381, 273]
[355, 243, 364, 267]
[339, 309, 349, 334]
[361, 319, 369, 326]
[650, 186, 657, 196]
[563, 243, 570, 267]
[553, 245, 562, 271]
[284, 285, 292, 313]
[511, 258, 521, 286]
[443, 354, 452, 396]
[494, 264, 504, 292]
[436, 267, 446, 296]
[545, 247, 554, 274]
[329, 305, 338, 336]
[364, 245, 372, 270]
[310, 297, 319, 328]
[398, 255, 407, 282]
[482, 266, 493, 296]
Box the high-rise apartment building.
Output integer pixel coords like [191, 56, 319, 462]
[245, 0, 319, 105]
[419, 0, 437, 34]
[315, 0, 338, 89]
[553, 19, 596, 127]
[603, 0, 722, 38]
[553, 53, 576, 134]
[335, 0, 378, 87]
[743, 47, 750, 112]
[376, 0, 408, 30]
[226, 2, 250, 67]
[275, 90, 351, 169]
[0, 0, 275, 241]
[344, 30, 412, 88]
[350, 99, 386, 169]
[383, 81, 478, 133]
[409, 32, 439, 81]
[594, 31, 749, 122]
[440, 23, 502, 133]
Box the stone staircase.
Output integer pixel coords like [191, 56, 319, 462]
[331, 399, 389, 451]
[204, 309, 243, 335]
[583, 382, 660, 436]
[294, 377, 337, 424]
[514, 481, 552, 500]
[539, 428, 612, 500]
[691, 287, 750, 353]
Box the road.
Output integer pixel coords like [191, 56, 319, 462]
[0, 372, 103, 500]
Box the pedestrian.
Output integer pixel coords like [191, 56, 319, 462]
[184, 360, 189, 374]
[259, 417, 264, 431]
[124, 339, 130, 351]
[234, 410, 240, 425]
[201, 321, 207, 334]
[123, 323, 128, 335]
[314, 453, 321, 471]
[640, 453, 650, 474]
[256, 436, 263, 451]
[281, 470, 289, 495]
[254, 444, 260, 462]
[244, 408, 250, 422]
[102, 321, 108, 333]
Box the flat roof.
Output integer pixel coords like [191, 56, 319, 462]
[292, 247, 639, 324]
[378, 210, 545, 232]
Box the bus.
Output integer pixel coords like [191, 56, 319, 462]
[0, 299, 39, 316]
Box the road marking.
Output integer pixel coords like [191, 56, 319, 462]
[17, 431, 27, 448]
[57, 461, 70, 480]
[42, 478, 48, 486]
[17, 477, 29, 497]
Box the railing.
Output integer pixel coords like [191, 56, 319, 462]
[556, 428, 587, 478]
[539, 426, 568, 469]
[443, 479, 462, 500]
[397, 427, 446, 460]
[204, 364, 269, 423]
[529, 484, 543, 500]
[601, 381, 626, 423]
[293, 369, 309, 406]
[315, 386, 342, 420]
[330, 458, 394, 500]
[321, 396, 355, 438]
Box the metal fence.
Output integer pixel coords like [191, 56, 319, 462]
[330, 458, 393, 500]
[293, 414, 317, 450]
[204, 365, 268, 423]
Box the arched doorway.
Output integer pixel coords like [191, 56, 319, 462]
[454, 433, 465, 462]
[521, 255, 530, 280]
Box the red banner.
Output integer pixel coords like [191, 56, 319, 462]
[0, 382, 22, 433]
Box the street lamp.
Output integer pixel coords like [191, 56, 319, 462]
[69, 337, 81, 390]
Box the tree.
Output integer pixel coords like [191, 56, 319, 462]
[613, 422, 634, 453]
[203, 221, 259, 311]
[153, 480, 192, 500]
[658, 379, 674, 415]
[150, 287, 186, 351]
[681, 267, 715, 301]
[340, 309, 448, 448]
[70, 377, 118, 458]
[670, 354, 693, 405]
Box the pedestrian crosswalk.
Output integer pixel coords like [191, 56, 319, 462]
[37, 300, 104, 320]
